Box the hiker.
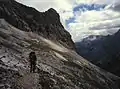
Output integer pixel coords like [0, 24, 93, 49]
[29, 51, 37, 73]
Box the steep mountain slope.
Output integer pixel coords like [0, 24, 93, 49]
[0, 19, 120, 89]
[101, 30, 120, 76]
[0, 0, 120, 89]
[76, 31, 120, 76]
[75, 35, 108, 65]
[0, 0, 75, 50]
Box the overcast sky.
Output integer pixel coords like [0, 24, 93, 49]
[16, 0, 120, 42]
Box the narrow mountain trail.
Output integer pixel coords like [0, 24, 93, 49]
[17, 73, 40, 89]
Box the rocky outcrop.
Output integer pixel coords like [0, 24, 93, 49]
[76, 31, 120, 77]
[0, 0, 75, 50]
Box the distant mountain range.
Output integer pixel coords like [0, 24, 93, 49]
[76, 30, 120, 76]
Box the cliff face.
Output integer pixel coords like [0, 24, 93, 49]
[0, 0, 75, 49]
[76, 31, 120, 77]
[0, 0, 120, 89]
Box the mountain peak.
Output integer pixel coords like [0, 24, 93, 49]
[47, 8, 57, 13]
[0, 0, 75, 49]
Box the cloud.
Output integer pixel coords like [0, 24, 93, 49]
[68, 8, 120, 41]
[67, 0, 120, 42]
[16, 0, 120, 42]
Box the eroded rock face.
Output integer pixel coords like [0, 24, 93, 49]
[0, 0, 75, 50]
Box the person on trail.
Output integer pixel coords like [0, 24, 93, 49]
[29, 51, 37, 73]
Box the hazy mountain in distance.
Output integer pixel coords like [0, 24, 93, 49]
[76, 31, 120, 77]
